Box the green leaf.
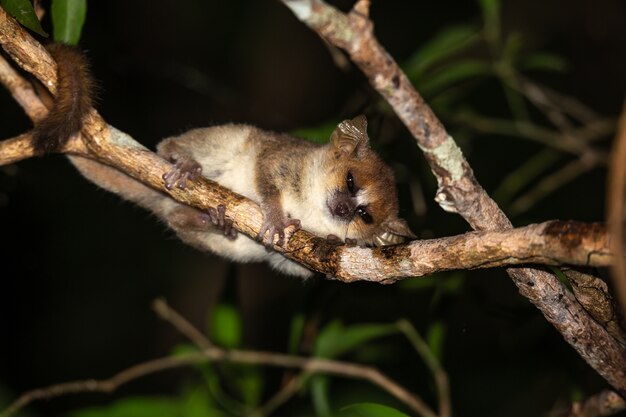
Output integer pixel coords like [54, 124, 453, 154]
[171, 343, 200, 356]
[0, 0, 48, 36]
[478, 0, 501, 49]
[288, 313, 306, 354]
[339, 403, 411, 417]
[314, 320, 397, 359]
[549, 266, 569, 284]
[182, 388, 226, 417]
[426, 321, 446, 362]
[311, 375, 332, 417]
[209, 303, 242, 349]
[419, 59, 491, 96]
[501, 32, 524, 65]
[405, 24, 480, 80]
[69, 396, 180, 417]
[521, 52, 568, 72]
[237, 367, 263, 407]
[51, 0, 86, 45]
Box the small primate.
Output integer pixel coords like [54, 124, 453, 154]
[38, 47, 415, 278]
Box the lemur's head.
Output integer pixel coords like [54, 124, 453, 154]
[323, 115, 415, 246]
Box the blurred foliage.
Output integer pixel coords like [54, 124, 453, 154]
[339, 403, 411, 417]
[210, 304, 243, 349]
[2, 0, 86, 43]
[0, 0, 47, 36]
[51, 0, 87, 45]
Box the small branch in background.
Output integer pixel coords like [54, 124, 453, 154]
[1, 300, 438, 417]
[509, 157, 598, 216]
[553, 390, 626, 417]
[249, 376, 305, 417]
[155, 297, 307, 417]
[607, 100, 626, 318]
[458, 114, 609, 161]
[517, 75, 601, 126]
[397, 320, 451, 417]
[152, 298, 214, 349]
[0, 355, 210, 417]
[513, 75, 605, 147]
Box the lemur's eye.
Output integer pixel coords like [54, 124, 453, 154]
[346, 171, 356, 194]
[356, 206, 373, 224]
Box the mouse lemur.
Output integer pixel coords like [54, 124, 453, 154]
[35, 44, 415, 278]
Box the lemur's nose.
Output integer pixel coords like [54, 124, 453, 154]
[333, 200, 355, 218]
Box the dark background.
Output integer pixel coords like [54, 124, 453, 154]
[1, 0, 625, 416]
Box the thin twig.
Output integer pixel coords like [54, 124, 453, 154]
[152, 298, 214, 349]
[1, 318, 437, 417]
[517, 75, 601, 125]
[509, 157, 597, 216]
[153, 299, 434, 417]
[397, 320, 451, 417]
[248, 375, 305, 417]
[458, 113, 609, 162]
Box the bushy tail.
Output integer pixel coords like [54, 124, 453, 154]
[32, 43, 95, 154]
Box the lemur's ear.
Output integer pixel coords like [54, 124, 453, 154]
[330, 115, 370, 157]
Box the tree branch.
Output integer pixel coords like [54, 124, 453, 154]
[0, 9, 612, 282]
[280, 0, 626, 395]
[2, 0, 626, 398]
[0, 300, 437, 417]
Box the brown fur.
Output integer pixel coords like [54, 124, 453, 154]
[32, 43, 95, 154]
[70, 118, 413, 277]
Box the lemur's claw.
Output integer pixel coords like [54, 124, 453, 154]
[207, 204, 237, 240]
[163, 158, 202, 190]
[257, 217, 301, 247]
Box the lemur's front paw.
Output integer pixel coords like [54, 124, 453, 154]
[257, 215, 301, 247]
[163, 158, 202, 190]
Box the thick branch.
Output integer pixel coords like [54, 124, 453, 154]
[335, 220, 611, 283]
[280, 0, 626, 395]
[0, 12, 612, 282]
[0, 131, 615, 282]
